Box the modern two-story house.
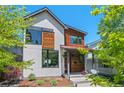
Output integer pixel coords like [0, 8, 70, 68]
[15, 7, 93, 78]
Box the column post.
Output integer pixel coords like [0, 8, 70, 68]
[67, 51, 70, 79]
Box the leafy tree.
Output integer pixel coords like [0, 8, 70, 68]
[91, 5, 124, 84]
[78, 48, 88, 55]
[0, 6, 32, 73]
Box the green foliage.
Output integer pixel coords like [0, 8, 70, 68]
[91, 8, 101, 16]
[78, 48, 88, 55]
[28, 73, 36, 81]
[88, 75, 113, 87]
[36, 80, 45, 86]
[50, 80, 58, 86]
[88, 75, 124, 87]
[91, 5, 124, 84]
[0, 6, 33, 73]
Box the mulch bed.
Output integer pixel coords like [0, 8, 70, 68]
[19, 77, 74, 87]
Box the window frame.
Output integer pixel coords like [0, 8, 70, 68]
[25, 29, 42, 45]
[70, 35, 82, 44]
[42, 49, 59, 68]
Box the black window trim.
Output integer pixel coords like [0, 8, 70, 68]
[25, 29, 42, 45]
[70, 35, 82, 45]
[42, 49, 59, 68]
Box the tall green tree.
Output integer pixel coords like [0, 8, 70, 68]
[91, 5, 124, 84]
[0, 6, 32, 73]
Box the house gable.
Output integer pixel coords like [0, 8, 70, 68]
[25, 8, 65, 50]
[25, 7, 66, 30]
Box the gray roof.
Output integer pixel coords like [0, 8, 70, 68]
[86, 39, 101, 46]
[65, 24, 87, 35]
[25, 7, 67, 29]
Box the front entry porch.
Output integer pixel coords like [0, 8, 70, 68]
[61, 46, 86, 78]
[64, 49, 85, 73]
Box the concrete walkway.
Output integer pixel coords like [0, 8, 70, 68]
[69, 73, 100, 87]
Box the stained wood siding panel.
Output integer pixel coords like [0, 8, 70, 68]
[42, 32, 54, 49]
[70, 52, 84, 72]
[64, 28, 85, 47]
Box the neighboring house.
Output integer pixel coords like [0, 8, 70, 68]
[86, 40, 116, 75]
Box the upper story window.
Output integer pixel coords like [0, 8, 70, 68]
[70, 36, 82, 44]
[25, 26, 54, 45]
[25, 29, 42, 45]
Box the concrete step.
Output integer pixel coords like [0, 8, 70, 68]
[70, 75, 87, 78]
[69, 74, 92, 87]
[76, 80, 90, 84]
[71, 79, 90, 84]
[70, 73, 91, 78]
[70, 77, 88, 82]
[69, 74, 101, 87]
[77, 83, 91, 87]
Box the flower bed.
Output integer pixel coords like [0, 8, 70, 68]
[19, 77, 74, 87]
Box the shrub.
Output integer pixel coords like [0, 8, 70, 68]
[36, 80, 45, 86]
[28, 73, 36, 81]
[88, 75, 113, 87]
[50, 80, 57, 86]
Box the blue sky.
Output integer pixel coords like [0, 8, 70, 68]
[25, 5, 102, 44]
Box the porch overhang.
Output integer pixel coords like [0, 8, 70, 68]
[61, 45, 80, 50]
[60, 45, 94, 51]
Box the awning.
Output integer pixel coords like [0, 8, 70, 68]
[60, 45, 94, 51]
[61, 45, 80, 50]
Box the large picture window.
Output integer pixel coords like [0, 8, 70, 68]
[70, 36, 82, 44]
[42, 49, 59, 68]
[25, 29, 42, 45]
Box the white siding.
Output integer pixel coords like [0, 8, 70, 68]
[23, 45, 42, 77]
[23, 11, 64, 77]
